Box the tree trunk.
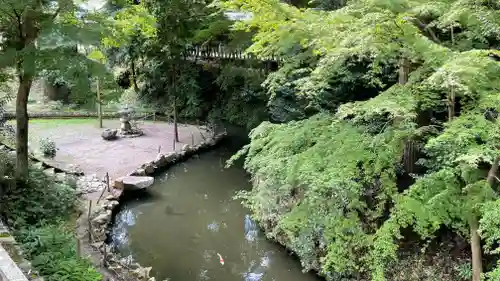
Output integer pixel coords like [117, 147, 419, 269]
[15, 76, 33, 180]
[398, 57, 409, 85]
[470, 216, 482, 281]
[131, 60, 139, 93]
[448, 86, 455, 121]
[96, 78, 102, 128]
[173, 95, 179, 142]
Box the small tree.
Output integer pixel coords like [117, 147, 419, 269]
[0, 0, 112, 179]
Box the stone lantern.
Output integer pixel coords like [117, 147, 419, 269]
[118, 105, 133, 133]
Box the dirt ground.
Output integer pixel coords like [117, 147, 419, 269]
[27, 119, 210, 181]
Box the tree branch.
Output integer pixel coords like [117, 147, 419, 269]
[405, 17, 440, 43]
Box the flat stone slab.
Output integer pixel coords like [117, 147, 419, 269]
[114, 176, 154, 191]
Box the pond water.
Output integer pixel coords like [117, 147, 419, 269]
[110, 144, 322, 281]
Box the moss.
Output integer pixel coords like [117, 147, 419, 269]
[0, 232, 10, 237]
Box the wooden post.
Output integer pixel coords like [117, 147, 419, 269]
[153, 112, 156, 122]
[76, 239, 81, 257]
[102, 246, 107, 268]
[97, 184, 106, 204]
[173, 138, 176, 151]
[87, 201, 93, 242]
[106, 172, 110, 192]
[158, 145, 161, 153]
[191, 133, 194, 145]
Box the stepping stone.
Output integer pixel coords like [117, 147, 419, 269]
[113, 176, 154, 191]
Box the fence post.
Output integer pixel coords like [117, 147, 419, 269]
[191, 133, 194, 145]
[87, 201, 93, 243]
[173, 138, 176, 151]
[158, 145, 161, 153]
[106, 172, 110, 192]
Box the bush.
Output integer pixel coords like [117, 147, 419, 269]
[16, 223, 102, 281]
[39, 137, 57, 157]
[0, 153, 101, 281]
[0, 165, 77, 228]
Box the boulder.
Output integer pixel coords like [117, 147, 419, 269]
[181, 144, 192, 152]
[101, 129, 118, 141]
[114, 176, 154, 191]
[92, 212, 111, 225]
[154, 153, 166, 167]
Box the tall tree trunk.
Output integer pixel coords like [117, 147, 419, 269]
[15, 75, 33, 180]
[469, 156, 499, 281]
[448, 86, 455, 121]
[96, 78, 102, 128]
[172, 65, 179, 143]
[131, 60, 139, 93]
[470, 216, 482, 281]
[173, 95, 179, 142]
[398, 57, 409, 85]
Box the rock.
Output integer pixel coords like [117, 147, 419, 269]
[114, 176, 154, 191]
[92, 212, 111, 224]
[101, 129, 118, 141]
[143, 163, 155, 175]
[164, 152, 177, 162]
[55, 172, 66, 182]
[90, 242, 104, 250]
[181, 144, 192, 152]
[106, 194, 118, 200]
[43, 168, 55, 176]
[104, 200, 119, 210]
[133, 266, 152, 279]
[32, 161, 44, 170]
[154, 154, 166, 167]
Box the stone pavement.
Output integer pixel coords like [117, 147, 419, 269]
[0, 220, 28, 281]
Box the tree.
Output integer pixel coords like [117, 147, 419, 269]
[222, 0, 500, 279]
[145, 0, 212, 142]
[0, 0, 114, 179]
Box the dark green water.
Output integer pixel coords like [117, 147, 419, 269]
[110, 145, 322, 281]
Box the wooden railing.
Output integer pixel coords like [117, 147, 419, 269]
[181, 45, 281, 62]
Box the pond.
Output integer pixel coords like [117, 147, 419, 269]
[110, 144, 322, 281]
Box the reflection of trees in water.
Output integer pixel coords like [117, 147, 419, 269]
[111, 208, 137, 254]
[240, 215, 273, 281]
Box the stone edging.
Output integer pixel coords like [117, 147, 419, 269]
[0, 220, 42, 281]
[86, 132, 227, 281]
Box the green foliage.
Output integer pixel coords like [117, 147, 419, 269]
[39, 137, 57, 157]
[221, 0, 500, 279]
[0, 152, 101, 280]
[0, 161, 77, 228]
[15, 223, 102, 281]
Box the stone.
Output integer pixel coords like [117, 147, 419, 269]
[133, 266, 152, 279]
[43, 168, 55, 176]
[101, 129, 118, 141]
[92, 212, 111, 224]
[182, 144, 192, 152]
[106, 194, 118, 200]
[154, 153, 166, 166]
[134, 168, 146, 176]
[114, 176, 154, 191]
[143, 163, 155, 175]
[104, 200, 119, 210]
[55, 172, 66, 182]
[164, 152, 177, 162]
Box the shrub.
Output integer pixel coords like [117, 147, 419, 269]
[16, 223, 102, 281]
[39, 137, 57, 157]
[0, 160, 77, 228]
